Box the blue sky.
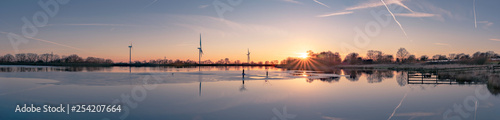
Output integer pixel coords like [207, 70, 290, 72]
[0, 0, 499, 62]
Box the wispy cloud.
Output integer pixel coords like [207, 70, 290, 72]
[394, 112, 436, 117]
[414, 1, 458, 22]
[346, 0, 413, 13]
[144, 0, 158, 8]
[0, 31, 84, 51]
[478, 21, 493, 29]
[381, 0, 408, 39]
[317, 11, 353, 17]
[26, 37, 84, 51]
[169, 15, 287, 36]
[473, 0, 477, 28]
[199, 4, 210, 9]
[313, 0, 330, 8]
[395, 12, 437, 17]
[434, 43, 451, 46]
[489, 39, 500, 42]
[48, 23, 138, 27]
[321, 116, 344, 120]
[281, 0, 301, 4]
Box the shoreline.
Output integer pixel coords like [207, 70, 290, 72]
[0, 63, 498, 71]
[336, 64, 499, 71]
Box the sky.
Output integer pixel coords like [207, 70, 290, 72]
[0, 0, 499, 63]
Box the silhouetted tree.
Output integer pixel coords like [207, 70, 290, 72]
[344, 52, 361, 65]
[2, 54, 15, 62]
[420, 55, 428, 61]
[396, 48, 409, 62]
[380, 55, 393, 63]
[449, 53, 456, 60]
[407, 55, 416, 63]
[26, 53, 38, 62]
[432, 54, 447, 60]
[367, 50, 383, 62]
[224, 58, 230, 64]
[63, 54, 84, 63]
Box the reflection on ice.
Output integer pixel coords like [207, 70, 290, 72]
[1, 66, 500, 120]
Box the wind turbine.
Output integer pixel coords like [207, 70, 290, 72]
[247, 48, 250, 64]
[128, 42, 133, 64]
[198, 34, 203, 65]
[198, 34, 203, 96]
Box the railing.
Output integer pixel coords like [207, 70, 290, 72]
[407, 71, 487, 84]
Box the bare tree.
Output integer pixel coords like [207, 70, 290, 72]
[420, 55, 428, 61]
[3, 54, 15, 62]
[344, 52, 361, 64]
[367, 50, 383, 61]
[448, 53, 456, 60]
[432, 54, 447, 60]
[15, 53, 27, 62]
[224, 58, 230, 64]
[64, 54, 84, 63]
[40, 53, 51, 62]
[407, 55, 416, 63]
[396, 48, 409, 61]
[26, 53, 38, 62]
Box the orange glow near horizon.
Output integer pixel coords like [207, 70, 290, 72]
[298, 53, 309, 59]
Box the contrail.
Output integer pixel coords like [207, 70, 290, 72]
[317, 11, 353, 17]
[313, 0, 330, 8]
[0, 32, 83, 51]
[473, 0, 477, 28]
[144, 0, 158, 8]
[387, 92, 408, 120]
[381, 0, 408, 38]
[393, 0, 414, 13]
[25, 37, 84, 51]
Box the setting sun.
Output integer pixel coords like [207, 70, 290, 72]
[298, 53, 309, 59]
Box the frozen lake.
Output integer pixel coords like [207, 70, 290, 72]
[0, 65, 499, 120]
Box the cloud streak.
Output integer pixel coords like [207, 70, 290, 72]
[346, 0, 413, 13]
[317, 11, 353, 17]
[0, 31, 83, 51]
[313, 0, 330, 8]
[394, 112, 436, 117]
[0, 32, 83, 51]
[474, 0, 477, 28]
[199, 4, 210, 9]
[395, 12, 437, 17]
[434, 43, 451, 46]
[170, 15, 287, 36]
[144, 0, 158, 8]
[322, 116, 344, 120]
[381, 0, 408, 38]
[25, 37, 84, 51]
[48, 23, 139, 27]
[489, 39, 500, 42]
[478, 21, 493, 29]
[281, 0, 301, 4]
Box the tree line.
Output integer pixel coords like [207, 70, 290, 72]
[1, 48, 499, 66]
[0, 53, 279, 66]
[281, 48, 500, 67]
[0, 53, 113, 64]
